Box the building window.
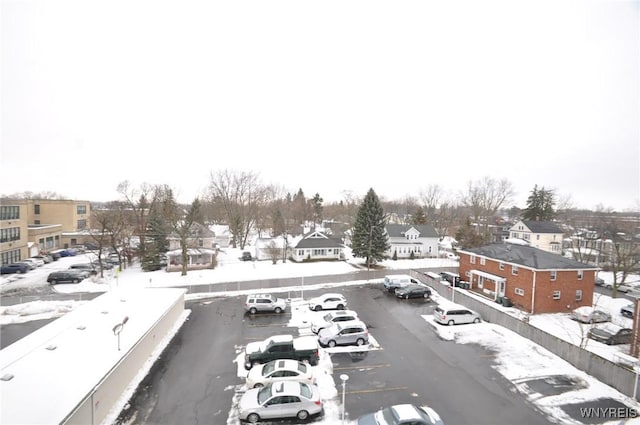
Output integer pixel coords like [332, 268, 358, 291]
[512, 266, 519, 276]
[0, 227, 20, 243]
[553, 291, 561, 300]
[77, 219, 87, 230]
[577, 270, 583, 280]
[470, 255, 476, 264]
[465, 271, 470, 277]
[551, 244, 560, 252]
[576, 290, 583, 301]
[515, 288, 525, 296]
[0, 206, 20, 220]
[536, 234, 540, 240]
[499, 262, 505, 270]
[34, 204, 40, 214]
[77, 205, 87, 215]
[480, 257, 486, 265]
[34, 220, 40, 225]
[550, 271, 557, 281]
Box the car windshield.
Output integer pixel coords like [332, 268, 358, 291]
[380, 407, 398, 424]
[257, 385, 272, 405]
[262, 361, 276, 376]
[323, 313, 334, 321]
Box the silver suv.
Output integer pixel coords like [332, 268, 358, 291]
[245, 294, 287, 314]
[318, 320, 369, 347]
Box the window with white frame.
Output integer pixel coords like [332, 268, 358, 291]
[512, 265, 519, 276]
[470, 255, 476, 264]
[577, 270, 583, 280]
[553, 290, 561, 300]
[480, 257, 486, 265]
[575, 290, 582, 301]
[499, 262, 505, 270]
[550, 270, 557, 281]
[515, 288, 525, 296]
[465, 271, 470, 277]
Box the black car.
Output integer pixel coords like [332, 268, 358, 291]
[241, 251, 253, 261]
[47, 270, 88, 284]
[588, 324, 633, 345]
[395, 284, 432, 299]
[621, 304, 634, 318]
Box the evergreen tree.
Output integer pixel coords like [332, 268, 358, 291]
[523, 185, 556, 221]
[413, 206, 427, 225]
[351, 188, 390, 268]
[310, 193, 323, 229]
[455, 217, 485, 248]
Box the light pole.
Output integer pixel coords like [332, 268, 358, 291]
[283, 232, 288, 264]
[340, 374, 349, 425]
[112, 316, 129, 351]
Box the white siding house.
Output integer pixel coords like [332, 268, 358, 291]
[292, 231, 345, 262]
[385, 224, 439, 259]
[509, 220, 563, 254]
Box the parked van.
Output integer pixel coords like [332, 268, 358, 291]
[433, 305, 481, 325]
[383, 274, 420, 293]
[440, 272, 461, 287]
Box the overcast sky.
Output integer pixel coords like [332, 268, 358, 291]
[2, 0, 638, 211]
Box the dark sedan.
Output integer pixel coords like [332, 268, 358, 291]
[395, 284, 432, 299]
[47, 270, 89, 284]
[1, 263, 29, 274]
[588, 324, 632, 345]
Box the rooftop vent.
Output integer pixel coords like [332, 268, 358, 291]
[1, 373, 14, 381]
[45, 345, 57, 351]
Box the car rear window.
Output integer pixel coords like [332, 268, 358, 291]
[434, 307, 444, 314]
[297, 362, 307, 373]
[299, 382, 312, 399]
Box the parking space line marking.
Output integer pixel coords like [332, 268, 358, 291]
[333, 363, 391, 371]
[346, 386, 408, 395]
[246, 323, 289, 328]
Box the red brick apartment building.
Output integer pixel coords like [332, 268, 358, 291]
[457, 244, 599, 314]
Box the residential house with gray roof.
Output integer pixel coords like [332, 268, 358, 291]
[292, 231, 345, 262]
[509, 220, 563, 254]
[385, 224, 439, 259]
[457, 244, 598, 314]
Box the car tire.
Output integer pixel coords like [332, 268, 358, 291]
[337, 304, 344, 310]
[473, 318, 481, 324]
[249, 307, 257, 315]
[274, 307, 282, 314]
[315, 305, 322, 312]
[16, 270, 23, 274]
[328, 340, 337, 348]
[356, 338, 365, 346]
[297, 410, 309, 421]
[73, 279, 80, 283]
[447, 320, 455, 326]
[253, 383, 263, 388]
[247, 413, 260, 423]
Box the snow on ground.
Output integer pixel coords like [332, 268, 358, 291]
[5, 249, 640, 424]
[424, 316, 640, 424]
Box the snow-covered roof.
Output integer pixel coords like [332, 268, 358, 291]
[0, 287, 186, 424]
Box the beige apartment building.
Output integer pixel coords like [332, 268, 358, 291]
[0, 199, 91, 265]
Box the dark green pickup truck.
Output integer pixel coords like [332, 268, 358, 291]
[244, 335, 320, 370]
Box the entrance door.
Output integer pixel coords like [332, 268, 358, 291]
[498, 280, 506, 297]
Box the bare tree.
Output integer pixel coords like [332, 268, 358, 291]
[266, 240, 281, 264]
[461, 176, 515, 241]
[207, 170, 270, 249]
[90, 201, 131, 271]
[419, 184, 444, 220]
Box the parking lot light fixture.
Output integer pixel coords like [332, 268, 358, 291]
[340, 373, 349, 424]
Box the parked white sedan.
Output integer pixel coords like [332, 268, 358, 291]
[238, 381, 322, 423]
[246, 359, 314, 389]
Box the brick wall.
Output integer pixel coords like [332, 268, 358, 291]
[460, 252, 594, 314]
